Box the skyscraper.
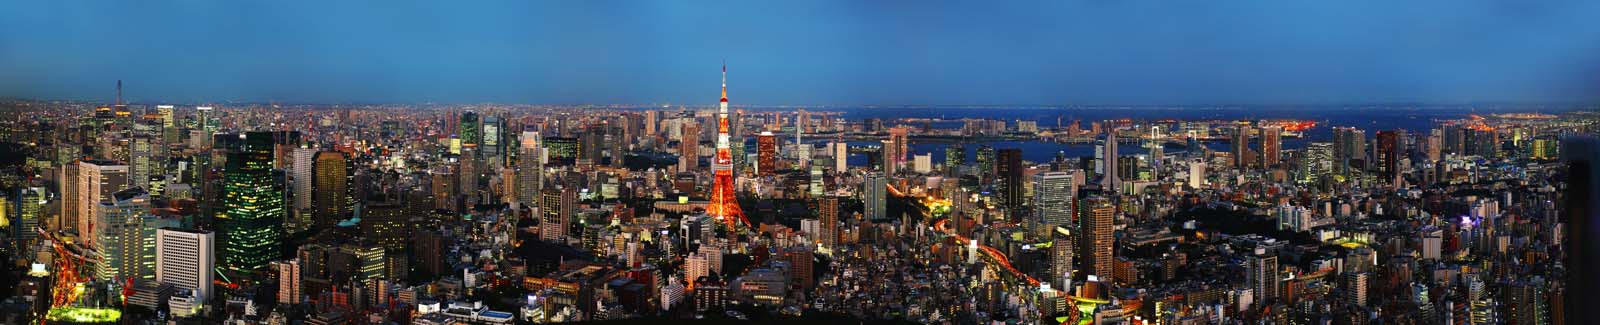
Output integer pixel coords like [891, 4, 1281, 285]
[1050, 228, 1074, 290]
[832, 142, 848, 173]
[1078, 196, 1114, 280]
[944, 144, 965, 175]
[880, 139, 898, 175]
[1033, 172, 1076, 226]
[219, 131, 284, 272]
[997, 148, 1024, 219]
[517, 131, 544, 207]
[291, 147, 317, 224]
[888, 127, 909, 164]
[312, 151, 353, 229]
[680, 122, 699, 173]
[540, 187, 575, 243]
[1261, 126, 1282, 168]
[1232, 123, 1253, 170]
[818, 197, 839, 249]
[94, 187, 161, 284]
[863, 173, 886, 221]
[757, 132, 777, 175]
[1101, 128, 1120, 190]
[1247, 250, 1280, 304]
[77, 159, 129, 243]
[156, 227, 215, 304]
[459, 111, 481, 149]
[976, 145, 995, 181]
[1333, 127, 1366, 175]
[1376, 130, 1402, 186]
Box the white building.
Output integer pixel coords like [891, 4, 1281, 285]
[156, 228, 215, 303]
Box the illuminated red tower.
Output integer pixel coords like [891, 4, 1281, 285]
[709, 64, 749, 228]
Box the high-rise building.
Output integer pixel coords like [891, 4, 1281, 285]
[517, 131, 543, 207]
[1078, 196, 1114, 280]
[1050, 228, 1074, 290]
[94, 187, 162, 284]
[275, 259, 301, 305]
[1333, 127, 1366, 175]
[1304, 142, 1334, 183]
[59, 162, 79, 232]
[945, 144, 965, 174]
[997, 148, 1024, 219]
[863, 173, 886, 220]
[1188, 160, 1207, 189]
[976, 145, 996, 181]
[219, 131, 284, 272]
[1247, 250, 1280, 304]
[291, 147, 317, 223]
[888, 127, 909, 164]
[459, 111, 481, 149]
[312, 151, 353, 229]
[14, 187, 46, 246]
[832, 142, 848, 173]
[880, 139, 898, 175]
[1261, 126, 1282, 168]
[540, 187, 575, 243]
[818, 197, 839, 248]
[77, 159, 129, 242]
[680, 123, 699, 173]
[757, 132, 777, 175]
[156, 227, 215, 304]
[1376, 130, 1402, 186]
[1033, 172, 1076, 226]
[1232, 123, 1254, 170]
[1100, 128, 1120, 190]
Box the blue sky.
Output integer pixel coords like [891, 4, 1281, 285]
[2, 0, 1599, 106]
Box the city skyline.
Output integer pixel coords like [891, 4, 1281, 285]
[4, 1, 1600, 106]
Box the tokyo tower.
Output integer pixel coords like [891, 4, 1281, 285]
[708, 63, 748, 228]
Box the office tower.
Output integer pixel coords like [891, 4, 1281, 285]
[540, 187, 575, 243]
[1426, 129, 1444, 161]
[1231, 123, 1253, 170]
[996, 148, 1024, 218]
[291, 147, 316, 217]
[1305, 142, 1334, 183]
[77, 160, 129, 242]
[459, 111, 481, 149]
[1078, 196, 1114, 280]
[275, 259, 301, 305]
[312, 151, 353, 229]
[481, 115, 504, 162]
[913, 154, 931, 174]
[1261, 126, 1281, 168]
[517, 131, 543, 207]
[680, 122, 699, 173]
[1376, 130, 1402, 186]
[158, 105, 178, 144]
[1101, 128, 1120, 189]
[888, 127, 909, 164]
[1247, 250, 1279, 304]
[880, 139, 898, 175]
[94, 187, 159, 283]
[129, 136, 154, 190]
[156, 228, 215, 304]
[832, 142, 848, 173]
[195, 106, 214, 132]
[809, 165, 825, 197]
[819, 197, 839, 248]
[59, 162, 79, 232]
[945, 144, 965, 174]
[1034, 172, 1076, 226]
[362, 202, 408, 251]
[757, 132, 777, 175]
[976, 145, 996, 181]
[1188, 160, 1207, 188]
[345, 242, 385, 282]
[1050, 228, 1073, 290]
[219, 132, 285, 272]
[1333, 127, 1366, 175]
[644, 110, 659, 137]
[863, 173, 886, 220]
[14, 187, 45, 246]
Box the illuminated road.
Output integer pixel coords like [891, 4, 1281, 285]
[932, 219, 1041, 287]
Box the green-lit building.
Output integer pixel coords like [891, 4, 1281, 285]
[219, 131, 285, 272]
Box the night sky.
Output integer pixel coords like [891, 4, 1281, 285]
[3, 0, 1599, 105]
